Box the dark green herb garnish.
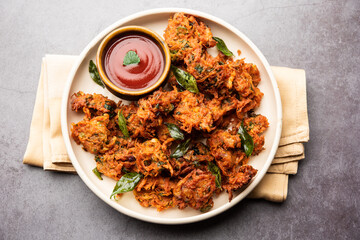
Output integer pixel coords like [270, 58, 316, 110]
[177, 26, 188, 33]
[165, 104, 175, 113]
[171, 65, 199, 94]
[95, 156, 102, 163]
[117, 111, 130, 138]
[212, 37, 234, 57]
[208, 162, 222, 189]
[170, 139, 191, 158]
[92, 167, 103, 180]
[123, 50, 140, 65]
[89, 60, 105, 88]
[237, 122, 254, 157]
[104, 103, 113, 111]
[165, 123, 184, 140]
[110, 172, 143, 199]
[195, 65, 203, 74]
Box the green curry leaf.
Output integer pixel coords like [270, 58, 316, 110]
[212, 37, 234, 57]
[89, 60, 105, 88]
[238, 122, 254, 157]
[170, 139, 191, 158]
[123, 50, 140, 65]
[92, 167, 103, 180]
[208, 162, 222, 189]
[165, 123, 184, 140]
[110, 172, 143, 199]
[117, 111, 130, 138]
[171, 65, 199, 94]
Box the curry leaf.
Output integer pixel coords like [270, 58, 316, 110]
[123, 50, 140, 65]
[110, 172, 143, 199]
[165, 123, 184, 140]
[212, 37, 234, 57]
[92, 167, 103, 180]
[104, 103, 113, 111]
[170, 139, 191, 158]
[89, 60, 105, 88]
[208, 162, 222, 189]
[117, 111, 130, 138]
[238, 122, 254, 157]
[171, 65, 199, 94]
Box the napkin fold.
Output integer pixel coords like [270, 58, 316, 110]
[23, 55, 77, 172]
[23, 55, 309, 202]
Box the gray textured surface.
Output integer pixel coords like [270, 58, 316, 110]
[1, 0, 359, 239]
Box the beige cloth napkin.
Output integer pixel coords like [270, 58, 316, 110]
[23, 55, 77, 172]
[23, 56, 309, 202]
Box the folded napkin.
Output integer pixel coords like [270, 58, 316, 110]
[23, 55, 309, 202]
[23, 55, 77, 172]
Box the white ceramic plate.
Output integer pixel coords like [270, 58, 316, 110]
[61, 8, 282, 224]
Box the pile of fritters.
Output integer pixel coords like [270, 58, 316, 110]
[70, 13, 269, 212]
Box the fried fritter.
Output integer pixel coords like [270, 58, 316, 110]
[173, 169, 216, 211]
[71, 91, 116, 119]
[71, 114, 114, 154]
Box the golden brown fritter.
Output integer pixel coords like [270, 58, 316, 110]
[207, 129, 247, 178]
[71, 114, 115, 154]
[164, 12, 216, 62]
[222, 165, 258, 200]
[71, 91, 116, 119]
[134, 177, 186, 211]
[134, 138, 173, 177]
[173, 169, 216, 211]
[173, 91, 214, 133]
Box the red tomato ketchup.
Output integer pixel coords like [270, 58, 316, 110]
[103, 33, 165, 91]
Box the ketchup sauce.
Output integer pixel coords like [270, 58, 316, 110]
[103, 33, 165, 91]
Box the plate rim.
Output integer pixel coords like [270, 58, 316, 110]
[61, 7, 282, 224]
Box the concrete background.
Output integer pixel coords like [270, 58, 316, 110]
[1, 0, 359, 239]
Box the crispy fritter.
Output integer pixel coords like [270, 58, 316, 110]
[134, 177, 186, 211]
[71, 91, 116, 119]
[173, 91, 214, 133]
[207, 129, 246, 177]
[173, 169, 216, 211]
[164, 12, 216, 62]
[134, 138, 173, 177]
[71, 114, 114, 154]
[222, 165, 258, 200]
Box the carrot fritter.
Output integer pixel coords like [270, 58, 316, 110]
[173, 91, 214, 133]
[222, 165, 258, 200]
[134, 138, 173, 177]
[207, 129, 246, 177]
[134, 177, 186, 211]
[71, 91, 116, 119]
[117, 88, 180, 139]
[71, 114, 114, 154]
[164, 12, 216, 62]
[173, 169, 216, 211]
[70, 12, 269, 212]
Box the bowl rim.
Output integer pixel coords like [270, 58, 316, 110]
[96, 25, 171, 96]
[61, 7, 283, 225]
